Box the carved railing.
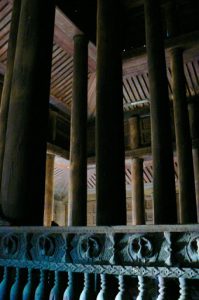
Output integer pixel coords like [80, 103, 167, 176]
[0, 225, 198, 299]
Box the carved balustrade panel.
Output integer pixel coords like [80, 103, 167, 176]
[0, 225, 198, 279]
[0, 225, 198, 299]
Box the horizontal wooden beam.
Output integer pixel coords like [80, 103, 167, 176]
[2, 222, 199, 233]
[47, 142, 69, 160]
[54, 8, 96, 72]
[48, 140, 152, 164]
[124, 107, 150, 120]
[50, 95, 71, 119]
[126, 146, 152, 159]
[123, 30, 199, 75]
[87, 146, 152, 165]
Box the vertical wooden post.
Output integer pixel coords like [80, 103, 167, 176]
[22, 269, 37, 300]
[10, 268, 24, 300]
[192, 149, 199, 222]
[66, 34, 88, 300]
[165, 0, 197, 223]
[0, 77, 3, 103]
[189, 101, 199, 222]
[0, 267, 12, 298]
[128, 116, 140, 149]
[44, 154, 55, 226]
[68, 34, 88, 226]
[0, 0, 21, 216]
[164, 0, 179, 38]
[171, 48, 197, 223]
[96, 0, 126, 225]
[131, 158, 145, 225]
[1, 0, 55, 225]
[144, 0, 177, 224]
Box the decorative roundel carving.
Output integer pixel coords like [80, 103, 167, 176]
[30, 233, 65, 262]
[128, 235, 154, 262]
[38, 235, 56, 257]
[78, 235, 102, 261]
[187, 236, 199, 262]
[0, 233, 25, 259]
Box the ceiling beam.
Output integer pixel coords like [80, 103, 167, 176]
[47, 142, 69, 160]
[54, 8, 96, 72]
[123, 30, 199, 75]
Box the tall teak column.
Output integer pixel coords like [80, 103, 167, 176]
[131, 158, 145, 225]
[171, 48, 197, 223]
[44, 154, 55, 226]
[1, 0, 55, 225]
[144, 0, 177, 224]
[128, 116, 140, 150]
[188, 101, 199, 222]
[96, 0, 126, 225]
[68, 34, 88, 226]
[0, 0, 21, 213]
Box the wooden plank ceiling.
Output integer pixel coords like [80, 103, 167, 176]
[1, 0, 199, 119]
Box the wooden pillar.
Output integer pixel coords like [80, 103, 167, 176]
[164, 0, 179, 38]
[1, 0, 55, 225]
[67, 35, 88, 299]
[189, 101, 199, 222]
[128, 116, 140, 149]
[0, 77, 3, 102]
[0, 0, 21, 216]
[165, 0, 197, 223]
[171, 48, 197, 223]
[131, 158, 145, 225]
[44, 154, 55, 226]
[144, 0, 177, 224]
[96, 0, 126, 226]
[54, 201, 66, 226]
[192, 149, 199, 222]
[68, 34, 88, 226]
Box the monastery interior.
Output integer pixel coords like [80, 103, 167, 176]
[0, 0, 199, 299]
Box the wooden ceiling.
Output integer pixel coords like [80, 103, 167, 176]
[1, 0, 199, 121]
[57, 0, 199, 50]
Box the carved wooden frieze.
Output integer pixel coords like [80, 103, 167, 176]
[30, 233, 66, 262]
[176, 232, 199, 265]
[0, 226, 198, 279]
[70, 233, 114, 264]
[116, 232, 171, 266]
[0, 233, 26, 260]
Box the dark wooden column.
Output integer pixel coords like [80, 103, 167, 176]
[189, 101, 199, 222]
[164, 0, 179, 38]
[44, 154, 55, 226]
[165, 0, 197, 223]
[1, 0, 55, 225]
[128, 116, 140, 150]
[0, 0, 21, 216]
[96, 0, 126, 226]
[192, 149, 199, 222]
[131, 158, 145, 225]
[0, 77, 3, 102]
[171, 48, 197, 223]
[144, 0, 177, 224]
[68, 34, 88, 226]
[66, 35, 88, 299]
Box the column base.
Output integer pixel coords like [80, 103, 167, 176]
[0, 207, 11, 226]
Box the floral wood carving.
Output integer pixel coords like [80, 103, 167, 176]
[30, 233, 65, 262]
[0, 233, 26, 259]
